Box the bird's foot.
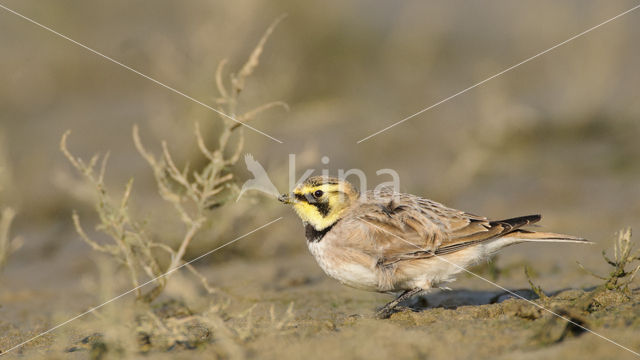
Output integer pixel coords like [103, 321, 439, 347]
[375, 305, 415, 319]
[375, 288, 423, 319]
[375, 305, 395, 319]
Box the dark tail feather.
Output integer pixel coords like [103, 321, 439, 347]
[490, 214, 542, 233]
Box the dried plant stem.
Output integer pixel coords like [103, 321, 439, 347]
[578, 228, 639, 294]
[0, 207, 16, 269]
[170, 221, 203, 271]
[61, 16, 287, 306]
[525, 266, 548, 301]
[62, 132, 164, 301]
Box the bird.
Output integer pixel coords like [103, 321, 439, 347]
[278, 175, 591, 318]
[237, 154, 280, 201]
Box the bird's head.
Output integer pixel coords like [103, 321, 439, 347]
[278, 176, 359, 231]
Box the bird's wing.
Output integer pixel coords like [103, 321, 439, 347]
[353, 190, 540, 264]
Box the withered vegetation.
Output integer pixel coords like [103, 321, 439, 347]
[0, 207, 16, 271]
[579, 228, 639, 294]
[59, 16, 288, 355]
[0, 133, 19, 271]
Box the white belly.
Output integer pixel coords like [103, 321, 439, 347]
[307, 240, 379, 291]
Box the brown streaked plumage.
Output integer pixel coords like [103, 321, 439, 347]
[278, 176, 591, 318]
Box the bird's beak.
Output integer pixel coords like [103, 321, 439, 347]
[278, 193, 292, 204]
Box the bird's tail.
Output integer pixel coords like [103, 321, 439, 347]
[506, 229, 592, 244]
[490, 214, 591, 244]
[483, 215, 592, 254]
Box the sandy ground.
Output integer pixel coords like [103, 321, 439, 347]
[1, 221, 638, 360]
[1, 2, 640, 359]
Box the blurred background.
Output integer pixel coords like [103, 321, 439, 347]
[1, 0, 639, 355]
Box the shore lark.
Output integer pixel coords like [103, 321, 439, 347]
[278, 176, 590, 318]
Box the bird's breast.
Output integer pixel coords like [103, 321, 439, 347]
[307, 238, 379, 291]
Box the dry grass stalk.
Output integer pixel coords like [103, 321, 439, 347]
[578, 228, 639, 294]
[59, 17, 288, 355]
[0, 131, 19, 271]
[60, 16, 286, 305]
[129, 14, 287, 298]
[0, 207, 16, 270]
[269, 302, 295, 331]
[61, 133, 166, 302]
[525, 265, 548, 301]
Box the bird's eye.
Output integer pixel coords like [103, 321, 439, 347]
[314, 190, 324, 198]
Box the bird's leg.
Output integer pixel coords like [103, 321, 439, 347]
[375, 288, 422, 319]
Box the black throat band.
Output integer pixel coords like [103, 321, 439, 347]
[305, 221, 338, 243]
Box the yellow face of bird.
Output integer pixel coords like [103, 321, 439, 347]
[278, 177, 359, 231]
